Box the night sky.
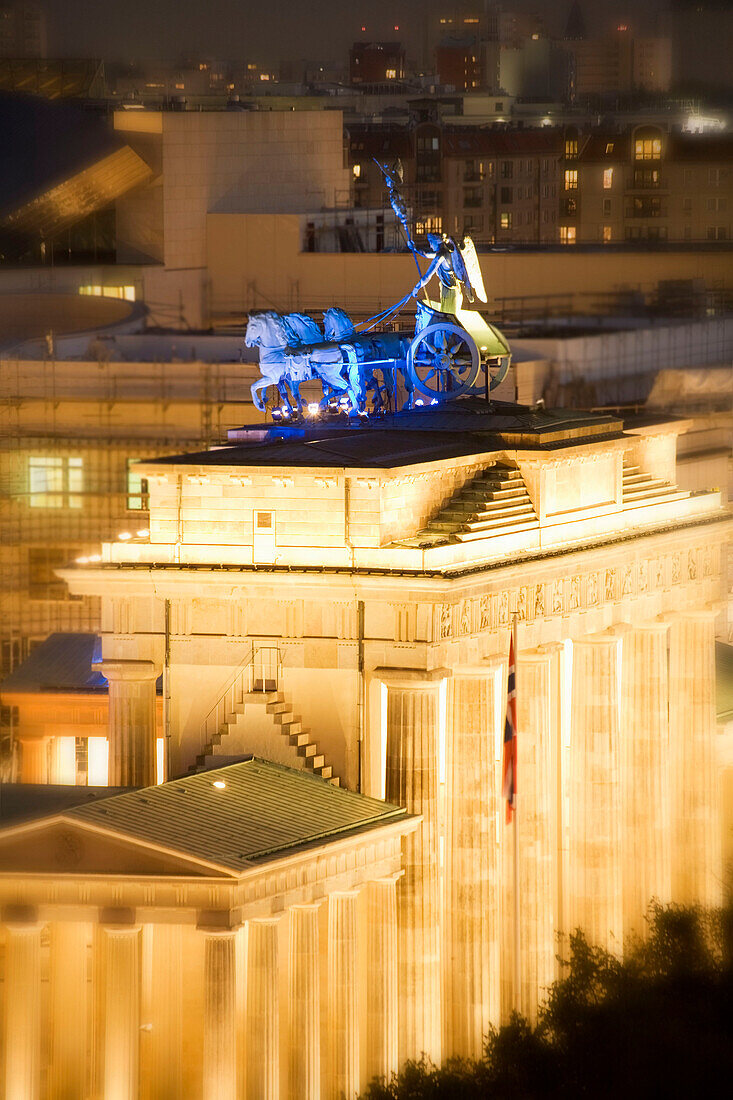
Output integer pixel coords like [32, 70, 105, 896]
[40, 0, 665, 67]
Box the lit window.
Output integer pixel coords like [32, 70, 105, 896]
[564, 169, 578, 190]
[352, 164, 361, 179]
[603, 226, 612, 242]
[29, 456, 83, 509]
[127, 459, 148, 511]
[564, 139, 578, 158]
[560, 226, 576, 244]
[603, 168, 613, 189]
[260, 73, 270, 81]
[79, 285, 135, 302]
[635, 137, 661, 160]
[385, 68, 397, 79]
[606, 143, 614, 154]
[500, 212, 512, 229]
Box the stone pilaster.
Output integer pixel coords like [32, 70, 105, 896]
[93, 659, 157, 787]
[202, 927, 238, 1100]
[568, 635, 623, 953]
[102, 920, 141, 1100]
[668, 609, 721, 906]
[618, 623, 671, 935]
[328, 891, 359, 1100]
[3, 915, 43, 1100]
[50, 921, 90, 1100]
[288, 905, 320, 1100]
[246, 919, 279, 1100]
[444, 669, 501, 1057]
[366, 878, 399, 1083]
[379, 667, 448, 1066]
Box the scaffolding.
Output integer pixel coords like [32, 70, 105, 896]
[0, 348, 260, 768]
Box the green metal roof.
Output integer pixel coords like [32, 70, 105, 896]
[716, 642, 733, 723]
[65, 758, 408, 873]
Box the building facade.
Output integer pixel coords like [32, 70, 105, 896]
[53, 400, 729, 1073]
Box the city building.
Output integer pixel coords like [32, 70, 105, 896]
[8, 394, 718, 1092]
[0, 757, 414, 1099]
[562, 125, 733, 245]
[349, 41, 406, 85]
[0, 3, 45, 59]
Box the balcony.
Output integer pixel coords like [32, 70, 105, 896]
[625, 175, 668, 192]
[625, 204, 668, 219]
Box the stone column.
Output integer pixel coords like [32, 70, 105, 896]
[289, 905, 320, 1100]
[444, 668, 502, 1057]
[102, 918, 141, 1100]
[18, 737, 49, 783]
[3, 912, 43, 1100]
[246, 919, 279, 1100]
[366, 878, 399, 1083]
[202, 926, 238, 1100]
[618, 623, 671, 936]
[568, 635, 623, 954]
[668, 609, 720, 906]
[93, 659, 157, 787]
[379, 667, 448, 1067]
[328, 891, 359, 1100]
[146, 923, 183, 1099]
[512, 649, 558, 1023]
[50, 921, 90, 1100]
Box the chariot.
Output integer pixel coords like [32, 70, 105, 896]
[245, 300, 511, 415]
[245, 157, 512, 415]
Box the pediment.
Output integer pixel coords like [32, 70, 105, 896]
[0, 818, 233, 878]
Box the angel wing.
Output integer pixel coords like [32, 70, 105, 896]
[459, 236, 488, 303]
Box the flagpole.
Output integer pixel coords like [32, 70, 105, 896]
[512, 612, 521, 1015]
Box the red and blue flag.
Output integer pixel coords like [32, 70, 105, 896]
[502, 635, 517, 823]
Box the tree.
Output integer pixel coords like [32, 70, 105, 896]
[361, 903, 733, 1099]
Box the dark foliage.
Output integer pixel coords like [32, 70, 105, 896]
[361, 902, 733, 1099]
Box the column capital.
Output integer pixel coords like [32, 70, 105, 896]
[99, 906, 137, 929]
[453, 661, 503, 676]
[375, 666, 451, 688]
[658, 605, 722, 624]
[571, 630, 621, 648]
[2, 904, 42, 931]
[196, 908, 242, 933]
[93, 659, 158, 682]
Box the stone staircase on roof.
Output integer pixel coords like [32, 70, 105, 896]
[621, 462, 691, 509]
[188, 691, 340, 786]
[397, 464, 540, 549]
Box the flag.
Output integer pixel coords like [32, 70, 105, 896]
[502, 634, 517, 823]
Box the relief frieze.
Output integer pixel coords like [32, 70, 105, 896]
[424, 544, 716, 641]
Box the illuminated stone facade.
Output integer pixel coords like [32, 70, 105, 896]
[2, 399, 730, 1090]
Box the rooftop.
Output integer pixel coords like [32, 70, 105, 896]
[45, 758, 407, 872]
[140, 399, 623, 472]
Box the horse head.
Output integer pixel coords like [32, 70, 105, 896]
[283, 312, 323, 346]
[244, 310, 288, 350]
[323, 307, 356, 342]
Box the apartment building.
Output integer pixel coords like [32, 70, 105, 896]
[561, 126, 733, 246]
[350, 120, 733, 248]
[350, 121, 562, 246]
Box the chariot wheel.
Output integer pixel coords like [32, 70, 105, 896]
[407, 322, 480, 399]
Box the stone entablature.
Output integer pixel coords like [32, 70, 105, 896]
[105, 415, 713, 574]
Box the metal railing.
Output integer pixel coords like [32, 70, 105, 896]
[200, 643, 282, 747]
